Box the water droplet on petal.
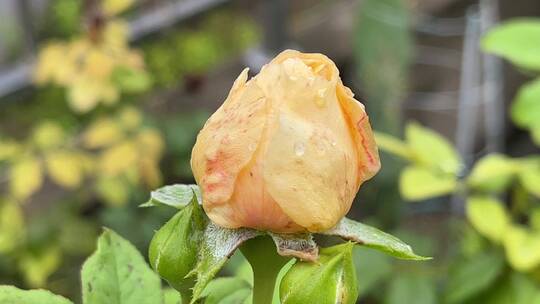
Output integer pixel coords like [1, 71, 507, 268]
[315, 88, 327, 107]
[294, 142, 305, 156]
[248, 143, 256, 151]
[331, 141, 337, 147]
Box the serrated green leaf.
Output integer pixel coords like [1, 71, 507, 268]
[81, 229, 162, 304]
[467, 154, 519, 192]
[322, 217, 430, 260]
[511, 78, 540, 130]
[280, 243, 358, 304]
[503, 225, 540, 271]
[141, 184, 201, 209]
[466, 196, 510, 243]
[406, 122, 461, 175]
[444, 251, 504, 304]
[482, 19, 540, 70]
[374, 131, 413, 160]
[0, 286, 73, 304]
[399, 166, 457, 201]
[189, 223, 261, 303]
[200, 277, 251, 304]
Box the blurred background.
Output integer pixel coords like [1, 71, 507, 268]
[1, 0, 540, 303]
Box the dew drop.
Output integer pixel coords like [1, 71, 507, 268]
[315, 88, 327, 107]
[294, 142, 306, 156]
[331, 141, 337, 147]
[248, 143, 256, 151]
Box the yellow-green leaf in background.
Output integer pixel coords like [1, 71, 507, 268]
[118, 106, 142, 130]
[405, 122, 461, 175]
[32, 122, 65, 150]
[10, 157, 43, 201]
[102, 0, 134, 16]
[466, 196, 510, 243]
[136, 128, 164, 158]
[0, 139, 21, 161]
[467, 154, 519, 192]
[518, 166, 540, 198]
[18, 246, 61, 288]
[139, 158, 162, 188]
[511, 78, 540, 130]
[504, 225, 540, 272]
[0, 200, 25, 253]
[481, 19, 540, 70]
[374, 131, 414, 160]
[399, 166, 457, 201]
[96, 177, 129, 206]
[68, 78, 119, 113]
[45, 150, 84, 188]
[112, 67, 152, 94]
[83, 118, 124, 149]
[531, 209, 540, 232]
[99, 141, 138, 176]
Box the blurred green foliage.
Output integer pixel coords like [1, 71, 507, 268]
[0, 0, 259, 297]
[483, 18, 540, 146]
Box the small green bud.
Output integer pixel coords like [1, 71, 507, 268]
[280, 242, 358, 304]
[148, 200, 206, 293]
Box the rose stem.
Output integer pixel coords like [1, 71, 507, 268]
[241, 235, 290, 304]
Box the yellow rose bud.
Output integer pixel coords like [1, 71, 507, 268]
[191, 50, 380, 233]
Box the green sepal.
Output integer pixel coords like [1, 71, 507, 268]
[188, 223, 261, 303]
[280, 243, 358, 304]
[140, 184, 201, 209]
[323, 217, 430, 260]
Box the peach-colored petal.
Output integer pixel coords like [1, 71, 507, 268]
[191, 69, 266, 208]
[259, 55, 359, 232]
[205, 137, 302, 232]
[337, 83, 381, 184]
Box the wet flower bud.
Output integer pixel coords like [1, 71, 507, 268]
[280, 243, 358, 304]
[191, 50, 380, 233]
[148, 201, 205, 292]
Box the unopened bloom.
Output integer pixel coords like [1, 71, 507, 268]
[191, 50, 380, 233]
